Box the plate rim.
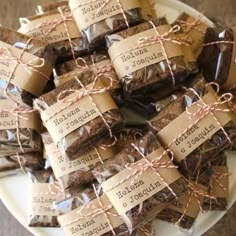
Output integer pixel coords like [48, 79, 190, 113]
[0, 1, 231, 236]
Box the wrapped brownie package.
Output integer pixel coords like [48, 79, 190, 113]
[58, 194, 131, 236]
[106, 19, 189, 95]
[54, 50, 122, 103]
[149, 78, 236, 180]
[0, 98, 42, 156]
[157, 180, 209, 229]
[34, 73, 124, 160]
[202, 153, 229, 211]
[199, 26, 236, 91]
[0, 152, 44, 178]
[43, 131, 118, 190]
[28, 169, 60, 227]
[19, 4, 89, 63]
[0, 27, 56, 106]
[93, 132, 187, 232]
[175, 12, 209, 57]
[69, 0, 145, 48]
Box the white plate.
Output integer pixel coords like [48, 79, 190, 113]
[0, 1, 229, 236]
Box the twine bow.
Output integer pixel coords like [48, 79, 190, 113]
[112, 22, 189, 86]
[103, 144, 178, 200]
[165, 87, 234, 152]
[44, 74, 113, 139]
[177, 12, 207, 35]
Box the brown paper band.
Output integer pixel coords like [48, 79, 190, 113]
[41, 81, 118, 144]
[185, 16, 208, 57]
[169, 183, 207, 219]
[139, 0, 157, 20]
[176, 33, 196, 64]
[158, 88, 234, 162]
[19, 11, 81, 44]
[55, 60, 120, 90]
[69, 0, 142, 30]
[0, 100, 41, 132]
[0, 41, 52, 96]
[46, 142, 116, 179]
[102, 147, 181, 215]
[58, 195, 123, 236]
[28, 183, 60, 216]
[211, 166, 229, 198]
[222, 27, 236, 90]
[108, 25, 184, 79]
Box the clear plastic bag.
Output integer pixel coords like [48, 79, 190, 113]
[42, 130, 118, 190]
[54, 49, 123, 104]
[19, 4, 89, 63]
[106, 19, 189, 95]
[69, 0, 145, 48]
[0, 97, 43, 156]
[28, 168, 60, 227]
[198, 25, 236, 91]
[93, 132, 187, 232]
[34, 75, 124, 160]
[0, 26, 57, 106]
[149, 78, 236, 180]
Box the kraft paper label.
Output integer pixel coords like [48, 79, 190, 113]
[176, 33, 196, 63]
[19, 11, 81, 44]
[0, 41, 52, 96]
[0, 100, 41, 132]
[28, 183, 60, 216]
[169, 184, 207, 219]
[223, 27, 236, 90]
[211, 166, 229, 198]
[158, 88, 234, 162]
[58, 195, 123, 236]
[46, 142, 116, 179]
[69, 0, 141, 30]
[184, 16, 208, 57]
[139, 0, 157, 20]
[41, 81, 118, 144]
[102, 147, 181, 215]
[55, 60, 120, 90]
[108, 25, 184, 79]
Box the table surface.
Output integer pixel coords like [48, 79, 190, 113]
[0, 0, 235, 236]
